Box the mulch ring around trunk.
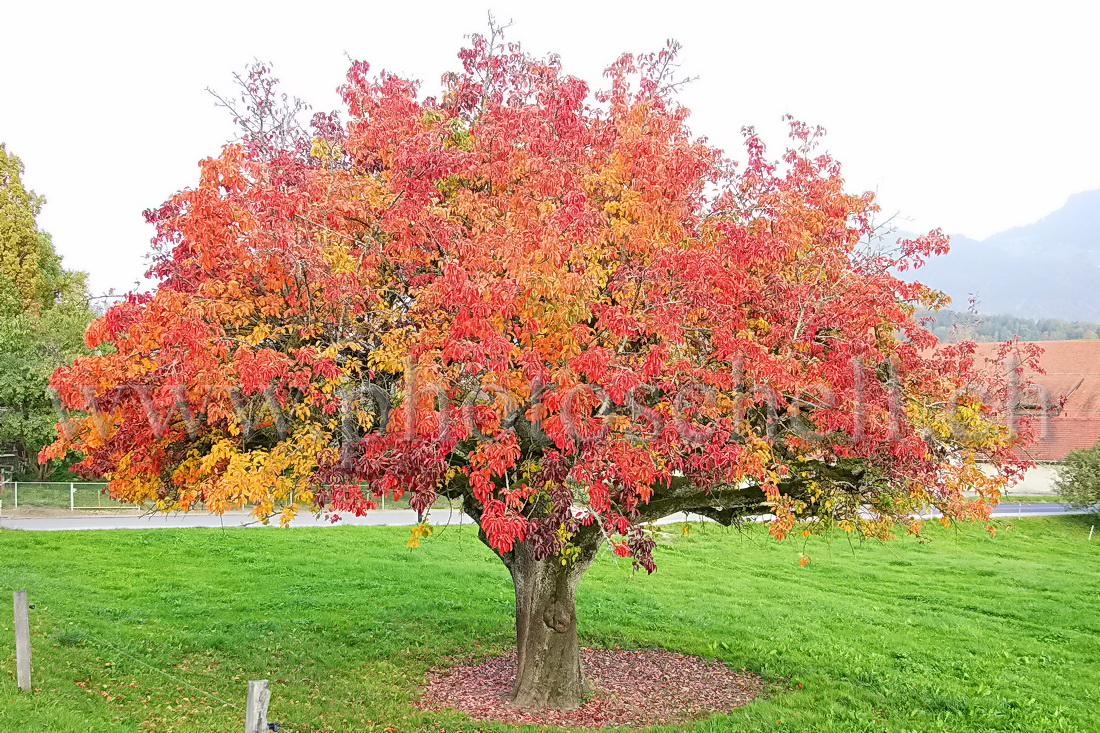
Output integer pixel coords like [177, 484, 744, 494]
[416, 647, 764, 728]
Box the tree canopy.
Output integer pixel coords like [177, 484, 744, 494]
[44, 34, 1035, 708]
[0, 144, 94, 480]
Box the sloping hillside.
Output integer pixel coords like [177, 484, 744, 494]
[903, 190, 1100, 320]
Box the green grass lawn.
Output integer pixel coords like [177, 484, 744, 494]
[0, 515, 1097, 732]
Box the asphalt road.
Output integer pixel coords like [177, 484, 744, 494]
[0, 503, 1089, 532]
[990, 502, 1084, 516]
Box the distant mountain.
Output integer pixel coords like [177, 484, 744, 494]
[901, 190, 1100, 320]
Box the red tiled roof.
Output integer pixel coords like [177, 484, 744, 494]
[972, 340, 1100, 460]
[1021, 417, 1100, 461]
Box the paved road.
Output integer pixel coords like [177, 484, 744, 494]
[990, 502, 1086, 516]
[0, 503, 1089, 532]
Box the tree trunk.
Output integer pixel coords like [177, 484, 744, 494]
[506, 531, 600, 709]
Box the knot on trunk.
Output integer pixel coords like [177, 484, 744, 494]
[542, 602, 573, 633]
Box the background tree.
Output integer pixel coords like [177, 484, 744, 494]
[919, 308, 1100, 342]
[45, 33, 1034, 709]
[1, 144, 52, 312]
[1055, 441, 1100, 515]
[0, 144, 95, 480]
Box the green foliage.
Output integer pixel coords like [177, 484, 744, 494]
[0, 517, 1096, 731]
[0, 144, 94, 480]
[0, 144, 46, 313]
[921, 308, 1100, 343]
[1055, 441, 1100, 514]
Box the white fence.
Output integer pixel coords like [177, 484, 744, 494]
[0, 481, 420, 512]
[1, 482, 117, 510]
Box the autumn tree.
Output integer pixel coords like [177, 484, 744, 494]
[45, 35, 1034, 709]
[0, 144, 94, 479]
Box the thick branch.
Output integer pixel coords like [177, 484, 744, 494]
[634, 477, 769, 524]
[635, 459, 871, 525]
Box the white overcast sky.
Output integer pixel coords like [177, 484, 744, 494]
[2, 0, 1098, 296]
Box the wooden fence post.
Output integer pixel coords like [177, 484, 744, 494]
[13, 590, 31, 691]
[245, 679, 270, 732]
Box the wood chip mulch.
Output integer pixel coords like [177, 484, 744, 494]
[416, 647, 764, 728]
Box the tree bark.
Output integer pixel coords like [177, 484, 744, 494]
[506, 528, 600, 709]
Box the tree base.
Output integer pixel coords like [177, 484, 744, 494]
[417, 647, 764, 728]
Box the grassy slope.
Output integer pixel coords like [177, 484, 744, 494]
[0, 515, 1097, 732]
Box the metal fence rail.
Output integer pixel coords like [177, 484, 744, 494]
[0, 482, 120, 510]
[0, 481, 433, 512]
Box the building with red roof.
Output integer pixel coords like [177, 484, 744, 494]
[963, 340, 1100, 495]
[1007, 340, 1100, 462]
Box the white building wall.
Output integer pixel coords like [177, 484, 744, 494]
[980, 462, 1061, 495]
[1010, 463, 1061, 495]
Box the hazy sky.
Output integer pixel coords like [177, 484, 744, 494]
[3, 0, 1098, 296]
